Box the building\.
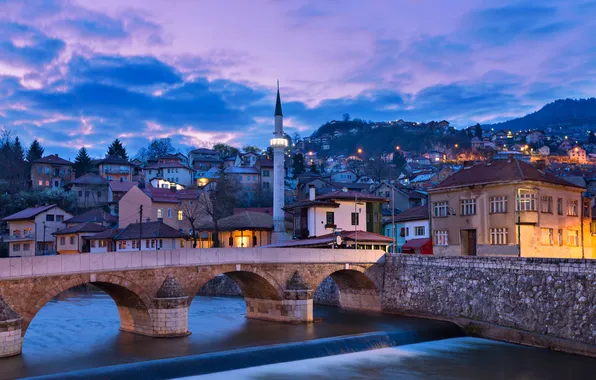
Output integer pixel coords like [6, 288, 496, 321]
[270, 82, 289, 242]
[429, 158, 592, 258]
[87, 220, 188, 253]
[1, 205, 73, 256]
[70, 173, 109, 208]
[96, 156, 135, 182]
[54, 222, 108, 254]
[285, 187, 388, 240]
[383, 205, 431, 254]
[31, 155, 73, 189]
[144, 154, 195, 188]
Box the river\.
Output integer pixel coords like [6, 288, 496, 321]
[0, 287, 595, 379]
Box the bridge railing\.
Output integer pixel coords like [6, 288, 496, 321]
[0, 248, 386, 280]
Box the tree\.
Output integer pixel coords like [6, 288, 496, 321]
[213, 143, 239, 158]
[26, 139, 44, 163]
[135, 138, 176, 162]
[392, 151, 407, 172]
[242, 145, 261, 154]
[309, 161, 319, 174]
[197, 169, 238, 247]
[291, 153, 306, 179]
[107, 139, 128, 160]
[181, 196, 205, 248]
[474, 123, 482, 138]
[73, 147, 93, 177]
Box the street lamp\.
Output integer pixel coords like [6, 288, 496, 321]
[357, 148, 363, 154]
[395, 146, 400, 150]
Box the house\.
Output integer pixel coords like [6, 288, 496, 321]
[195, 211, 275, 248]
[64, 208, 117, 227]
[284, 187, 388, 240]
[87, 220, 189, 252]
[54, 222, 108, 254]
[189, 148, 222, 172]
[383, 205, 431, 254]
[568, 146, 587, 164]
[144, 154, 195, 188]
[108, 180, 139, 215]
[329, 170, 358, 183]
[117, 185, 202, 232]
[429, 157, 592, 258]
[96, 156, 135, 182]
[31, 155, 73, 189]
[70, 173, 109, 208]
[1, 205, 73, 256]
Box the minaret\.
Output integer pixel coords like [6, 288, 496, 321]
[270, 81, 288, 241]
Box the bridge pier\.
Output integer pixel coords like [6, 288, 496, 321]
[0, 296, 22, 358]
[245, 271, 314, 323]
[245, 289, 314, 323]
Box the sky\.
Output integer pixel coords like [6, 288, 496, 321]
[1, 0, 595, 159]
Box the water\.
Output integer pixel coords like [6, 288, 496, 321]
[187, 338, 596, 380]
[1, 288, 595, 379]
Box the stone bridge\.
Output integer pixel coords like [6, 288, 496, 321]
[0, 248, 385, 358]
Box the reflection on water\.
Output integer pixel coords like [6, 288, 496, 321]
[0, 288, 454, 379]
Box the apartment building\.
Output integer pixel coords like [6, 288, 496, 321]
[429, 158, 592, 258]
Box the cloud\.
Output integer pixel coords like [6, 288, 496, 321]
[0, 22, 65, 69]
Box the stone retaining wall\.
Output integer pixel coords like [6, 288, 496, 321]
[382, 255, 596, 346]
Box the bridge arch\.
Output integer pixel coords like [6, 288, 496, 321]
[23, 273, 154, 337]
[314, 266, 382, 312]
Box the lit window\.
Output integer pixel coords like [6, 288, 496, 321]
[157, 209, 163, 219]
[541, 228, 554, 245]
[568, 230, 579, 246]
[178, 210, 183, 221]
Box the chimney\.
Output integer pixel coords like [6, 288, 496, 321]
[535, 159, 546, 171]
[309, 185, 316, 201]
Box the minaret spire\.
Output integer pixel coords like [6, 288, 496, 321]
[274, 80, 283, 117]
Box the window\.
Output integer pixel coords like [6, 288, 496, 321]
[516, 190, 537, 211]
[14, 244, 20, 252]
[567, 200, 578, 216]
[23, 243, 30, 251]
[60, 237, 65, 245]
[460, 199, 476, 216]
[583, 199, 591, 218]
[558, 229, 564, 246]
[46, 214, 55, 222]
[541, 228, 554, 245]
[568, 230, 579, 246]
[541, 196, 553, 213]
[490, 228, 508, 245]
[132, 240, 137, 249]
[557, 198, 563, 215]
[351, 212, 359, 226]
[433, 201, 449, 217]
[178, 210, 183, 221]
[157, 209, 163, 219]
[151, 239, 156, 248]
[167, 208, 172, 218]
[146, 240, 150, 248]
[326, 212, 335, 226]
[489, 196, 507, 214]
[180, 239, 185, 248]
[414, 226, 425, 236]
[70, 236, 75, 245]
[434, 230, 448, 246]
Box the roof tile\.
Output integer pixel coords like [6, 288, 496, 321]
[432, 159, 585, 191]
[54, 222, 108, 235]
[114, 221, 189, 240]
[33, 154, 72, 165]
[2, 204, 57, 221]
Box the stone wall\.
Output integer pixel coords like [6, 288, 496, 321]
[382, 255, 596, 346]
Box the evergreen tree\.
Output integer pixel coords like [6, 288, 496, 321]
[309, 161, 319, 174]
[291, 153, 306, 179]
[73, 147, 93, 177]
[107, 139, 128, 160]
[26, 139, 44, 163]
[474, 123, 482, 138]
